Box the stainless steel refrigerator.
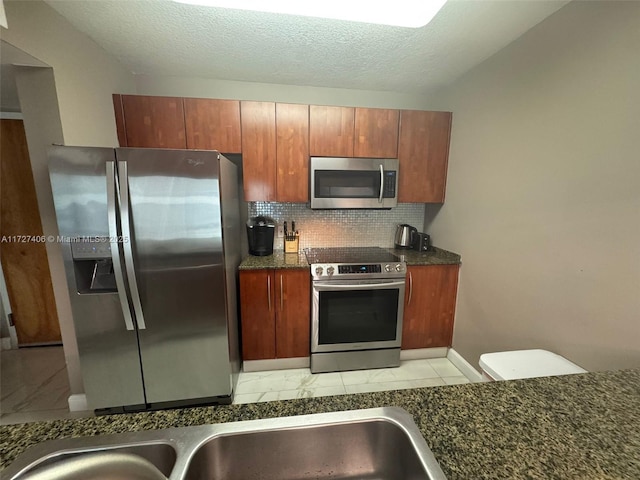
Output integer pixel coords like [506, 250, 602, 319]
[49, 146, 241, 412]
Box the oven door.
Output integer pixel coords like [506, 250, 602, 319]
[311, 279, 405, 353]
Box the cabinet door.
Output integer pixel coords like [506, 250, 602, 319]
[309, 105, 354, 157]
[184, 98, 241, 153]
[276, 103, 309, 202]
[239, 270, 276, 360]
[398, 110, 452, 203]
[402, 265, 459, 349]
[241, 101, 277, 201]
[119, 95, 186, 148]
[275, 269, 311, 358]
[353, 108, 399, 158]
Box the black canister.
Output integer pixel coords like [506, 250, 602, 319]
[246, 216, 275, 256]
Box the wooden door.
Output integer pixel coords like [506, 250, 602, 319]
[276, 103, 309, 202]
[240, 101, 277, 201]
[239, 270, 276, 360]
[0, 119, 61, 344]
[353, 108, 399, 158]
[402, 265, 459, 349]
[117, 95, 186, 148]
[184, 98, 242, 153]
[275, 269, 310, 358]
[398, 110, 452, 203]
[309, 105, 354, 157]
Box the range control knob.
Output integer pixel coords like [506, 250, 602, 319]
[326, 266, 335, 276]
[395, 264, 404, 272]
[315, 266, 324, 276]
[384, 264, 393, 272]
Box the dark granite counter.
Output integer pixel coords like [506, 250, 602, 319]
[239, 251, 308, 270]
[239, 246, 461, 270]
[389, 246, 461, 266]
[2, 369, 639, 478]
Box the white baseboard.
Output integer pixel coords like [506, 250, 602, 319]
[447, 348, 484, 383]
[400, 347, 448, 361]
[243, 357, 310, 372]
[68, 394, 89, 412]
[1, 337, 12, 350]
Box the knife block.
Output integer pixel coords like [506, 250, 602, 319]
[284, 234, 299, 253]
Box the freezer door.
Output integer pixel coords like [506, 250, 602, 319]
[117, 148, 232, 404]
[48, 146, 145, 409]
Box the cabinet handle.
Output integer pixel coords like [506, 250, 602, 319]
[267, 275, 272, 312]
[408, 271, 413, 306]
[280, 275, 284, 311]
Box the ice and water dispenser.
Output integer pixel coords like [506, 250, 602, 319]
[71, 237, 117, 293]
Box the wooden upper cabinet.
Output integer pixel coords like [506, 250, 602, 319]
[241, 101, 277, 201]
[398, 110, 452, 203]
[116, 95, 186, 149]
[184, 98, 241, 153]
[276, 103, 309, 203]
[309, 105, 354, 157]
[402, 265, 459, 350]
[353, 108, 399, 158]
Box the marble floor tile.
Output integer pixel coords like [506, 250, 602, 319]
[428, 358, 465, 378]
[234, 385, 347, 405]
[1, 347, 67, 391]
[1, 347, 71, 415]
[235, 369, 343, 395]
[344, 377, 445, 394]
[340, 359, 439, 386]
[442, 376, 471, 385]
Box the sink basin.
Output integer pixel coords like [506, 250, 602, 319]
[5, 441, 176, 480]
[4, 407, 446, 480]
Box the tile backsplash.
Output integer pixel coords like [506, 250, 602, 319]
[249, 202, 425, 250]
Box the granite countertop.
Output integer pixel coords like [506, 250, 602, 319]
[388, 246, 461, 266]
[239, 251, 309, 270]
[239, 246, 461, 270]
[2, 369, 639, 478]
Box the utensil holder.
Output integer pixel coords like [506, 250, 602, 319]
[284, 234, 299, 253]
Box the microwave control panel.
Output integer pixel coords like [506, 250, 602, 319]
[383, 171, 396, 198]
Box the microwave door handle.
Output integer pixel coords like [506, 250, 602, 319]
[106, 160, 135, 331]
[378, 164, 384, 203]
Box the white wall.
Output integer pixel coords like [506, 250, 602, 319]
[135, 75, 435, 110]
[426, 1, 640, 372]
[1, 0, 136, 394]
[1, 0, 136, 146]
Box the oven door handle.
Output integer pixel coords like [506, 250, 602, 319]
[313, 280, 405, 290]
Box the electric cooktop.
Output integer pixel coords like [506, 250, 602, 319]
[304, 247, 406, 280]
[304, 247, 400, 264]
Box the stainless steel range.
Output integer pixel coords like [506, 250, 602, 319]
[305, 247, 406, 373]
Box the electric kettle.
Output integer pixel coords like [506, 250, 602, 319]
[394, 224, 417, 249]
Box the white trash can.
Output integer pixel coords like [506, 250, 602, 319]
[479, 349, 587, 381]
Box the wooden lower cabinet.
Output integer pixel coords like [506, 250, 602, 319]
[401, 265, 459, 349]
[239, 269, 310, 360]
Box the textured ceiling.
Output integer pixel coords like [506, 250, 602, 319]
[43, 0, 570, 94]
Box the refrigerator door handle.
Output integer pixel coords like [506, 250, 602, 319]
[118, 160, 147, 330]
[106, 160, 135, 331]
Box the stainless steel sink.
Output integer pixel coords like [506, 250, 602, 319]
[4, 407, 446, 480]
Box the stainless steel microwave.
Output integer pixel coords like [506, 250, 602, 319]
[310, 157, 399, 209]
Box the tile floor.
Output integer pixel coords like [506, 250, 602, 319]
[1, 347, 470, 424]
[0, 346, 81, 425]
[233, 358, 470, 404]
